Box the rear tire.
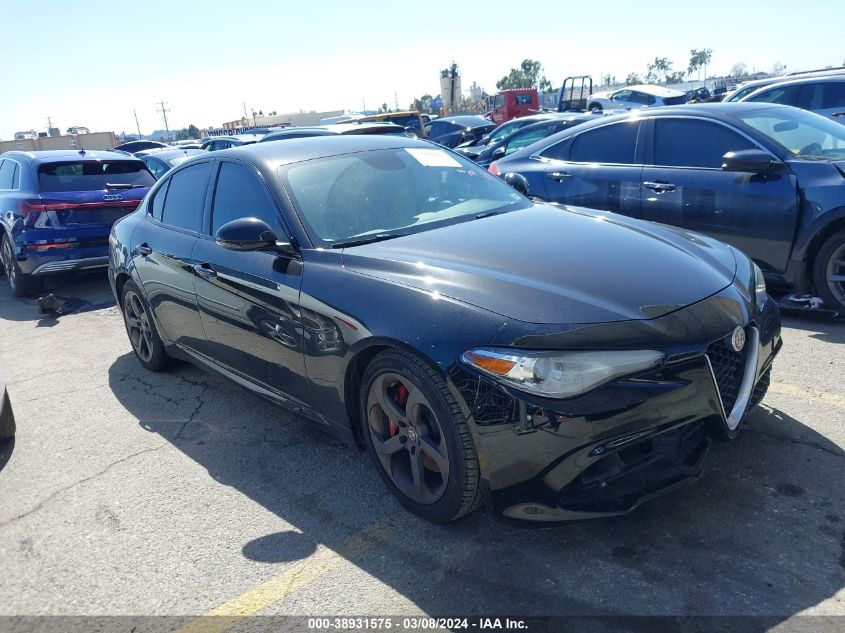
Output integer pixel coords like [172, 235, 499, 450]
[120, 280, 172, 372]
[360, 349, 484, 522]
[813, 229, 845, 315]
[1, 234, 43, 298]
[589, 103, 603, 112]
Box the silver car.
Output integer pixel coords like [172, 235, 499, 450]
[739, 75, 845, 123]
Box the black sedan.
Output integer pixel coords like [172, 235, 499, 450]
[492, 103, 845, 314]
[425, 115, 496, 148]
[108, 135, 781, 524]
[111, 140, 169, 154]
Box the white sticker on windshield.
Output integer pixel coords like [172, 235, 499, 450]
[405, 148, 461, 168]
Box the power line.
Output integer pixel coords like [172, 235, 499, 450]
[156, 101, 171, 140]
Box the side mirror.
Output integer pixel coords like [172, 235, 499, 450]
[215, 217, 280, 251]
[722, 149, 781, 174]
[491, 146, 507, 160]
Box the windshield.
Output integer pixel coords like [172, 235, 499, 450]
[281, 146, 529, 245]
[38, 161, 155, 192]
[737, 107, 845, 160]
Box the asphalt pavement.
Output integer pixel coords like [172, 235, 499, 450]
[0, 271, 843, 630]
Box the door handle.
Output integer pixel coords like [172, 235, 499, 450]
[136, 243, 152, 256]
[642, 181, 677, 193]
[192, 263, 217, 280]
[547, 171, 572, 181]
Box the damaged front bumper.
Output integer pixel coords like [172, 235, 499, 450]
[448, 286, 781, 524]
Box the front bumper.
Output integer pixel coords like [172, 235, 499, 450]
[449, 286, 781, 524]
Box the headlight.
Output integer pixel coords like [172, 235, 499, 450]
[753, 262, 768, 304]
[460, 348, 665, 399]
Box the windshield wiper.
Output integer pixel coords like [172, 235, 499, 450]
[105, 183, 146, 189]
[331, 232, 409, 248]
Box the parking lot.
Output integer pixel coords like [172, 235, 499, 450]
[0, 271, 843, 627]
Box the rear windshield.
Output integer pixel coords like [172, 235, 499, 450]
[38, 161, 155, 192]
[662, 95, 688, 106]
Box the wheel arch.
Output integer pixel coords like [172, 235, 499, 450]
[342, 337, 453, 450]
[802, 215, 845, 285]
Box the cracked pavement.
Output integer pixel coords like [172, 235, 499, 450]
[0, 271, 843, 622]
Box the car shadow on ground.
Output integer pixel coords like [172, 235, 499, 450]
[107, 351, 845, 619]
[781, 315, 845, 345]
[0, 270, 114, 325]
[0, 437, 14, 473]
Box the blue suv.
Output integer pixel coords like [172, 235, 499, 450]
[0, 150, 155, 296]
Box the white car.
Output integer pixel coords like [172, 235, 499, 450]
[586, 84, 687, 112]
[738, 75, 845, 123]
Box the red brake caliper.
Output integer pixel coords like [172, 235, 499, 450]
[387, 383, 409, 437]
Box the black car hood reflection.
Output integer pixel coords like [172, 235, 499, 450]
[342, 204, 737, 324]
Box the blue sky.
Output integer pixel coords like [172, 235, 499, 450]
[0, 0, 841, 138]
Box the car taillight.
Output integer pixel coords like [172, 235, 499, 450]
[17, 200, 46, 215]
[488, 162, 501, 177]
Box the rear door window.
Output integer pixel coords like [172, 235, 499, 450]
[749, 84, 803, 107]
[653, 118, 755, 168]
[820, 82, 845, 109]
[37, 161, 155, 192]
[211, 162, 281, 235]
[160, 162, 211, 232]
[0, 160, 13, 189]
[569, 121, 641, 164]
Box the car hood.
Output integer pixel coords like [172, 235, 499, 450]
[342, 205, 737, 324]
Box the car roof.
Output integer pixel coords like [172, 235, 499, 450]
[497, 102, 798, 162]
[438, 115, 494, 127]
[261, 122, 407, 142]
[746, 74, 845, 89]
[619, 84, 686, 97]
[139, 148, 206, 160]
[210, 134, 438, 170]
[1, 149, 143, 163]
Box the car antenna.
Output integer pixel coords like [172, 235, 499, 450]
[78, 147, 86, 156]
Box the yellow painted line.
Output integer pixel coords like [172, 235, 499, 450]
[769, 381, 845, 410]
[174, 512, 410, 633]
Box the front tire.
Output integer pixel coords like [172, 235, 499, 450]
[813, 229, 845, 315]
[1, 234, 43, 298]
[589, 102, 603, 113]
[120, 280, 172, 372]
[360, 349, 483, 522]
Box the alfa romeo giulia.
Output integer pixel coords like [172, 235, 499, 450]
[108, 136, 781, 523]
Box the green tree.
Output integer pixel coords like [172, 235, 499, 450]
[666, 71, 686, 84]
[646, 57, 673, 84]
[496, 59, 552, 91]
[410, 94, 433, 112]
[625, 72, 642, 86]
[687, 48, 713, 81]
[187, 124, 200, 139]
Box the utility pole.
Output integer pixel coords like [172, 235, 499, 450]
[133, 110, 142, 139]
[46, 116, 53, 132]
[394, 91, 399, 111]
[156, 101, 171, 141]
[243, 102, 249, 124]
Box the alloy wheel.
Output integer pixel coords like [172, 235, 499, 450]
[366, 372, 450, 505]
[2, 238, 17, 290]
[826, 242, 845, 308]
[123, 290, 154, 363]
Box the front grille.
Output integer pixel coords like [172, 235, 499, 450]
[706, 334, 748, 415]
